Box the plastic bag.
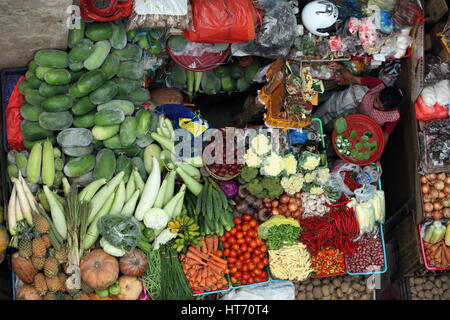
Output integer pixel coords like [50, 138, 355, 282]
[231, 0, 297, 59]
[391, 0, 423, 26]
[128, 0, 193, 30]
[183, 0, 260, 44]
[424, 55, 445, 86]
[221, 281, 296, 300]
[6, 76, 26, 151]
[378, 60, 401, 87]
[367, 0, 397, 12]
[171, 42, 224, 57]
[354, 183, 376, 203]
[331, 160, 362, 197]
[415, 93, 449, 122]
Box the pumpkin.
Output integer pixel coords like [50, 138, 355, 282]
[16, 285, 41, 300]
[89, 293, 114, 300]
[119, 249, 148, 277]
[11, 253, 37, 284]
[113, 276, 143, 300]
[150, 88, 183, 106]
[80, 249, 119, 290]
[0, 226, 9, 253]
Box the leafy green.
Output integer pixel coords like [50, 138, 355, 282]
[240, 166, 259, 182]
[258, 215, 300, 239]
[364, 131, 373, 138]
[355, 142, 363, 151]
[334, 117, 347, 134]
[360, 135, 369, 142]
[266, 224, 301, 250]
[349, 129, 357, 138]
[98, 215, 142, 252]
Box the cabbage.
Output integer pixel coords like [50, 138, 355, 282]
[219, 180, 239, 198]
[258, 215, 300, 240]
[143, 208, 170, 230]
[98, 215, 142, 252]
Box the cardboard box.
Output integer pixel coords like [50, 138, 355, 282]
[426, 0, 449, 23]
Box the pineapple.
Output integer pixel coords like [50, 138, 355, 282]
[44, 256, 59, 278]
[32, 237, 47, 257]
[46, 276, 63, 292]
[33, 273, 48, 294]
[32, 255, 46, 271]
[18, 239, 32, 258]
[54, 246, 68, 262]
[43, 291, 56, 300]
[41, 234, 52, 249]
[57, 273, 67, 291]
[33, 214, 50, 234]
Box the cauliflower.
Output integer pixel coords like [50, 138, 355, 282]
[315, 168, 330, 186]
[152, 228, 178, 250]
[282, 154, 298, 175]
[300, 152, 321, 171]
[304, 171, 317, 183]
[281, 173, 304, 195]
[251, 134, 271, 156]
[261, 153, 284, 177]
[310, 186, 325, 195]
[243, 149, 262, 168]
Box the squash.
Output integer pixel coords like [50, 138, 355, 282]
[89, 293, 114, 300]
[0, 225, 9, 253]
[113, 276, 143, 300]
[119, 249, 148, 277]
[80, 249, 119, 290]
[11, 253, 37, 284]
[149, 88, 183, 106]
[16, 285, 41, 300]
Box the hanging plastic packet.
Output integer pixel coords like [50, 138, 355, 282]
[155, 104, 209, 137]
[354, 183, 376, 203]
[178, 110, 209, 137]
[374, 190, 386, 223]
[288, 129, 308, 145]
[377, 11, 394, 34]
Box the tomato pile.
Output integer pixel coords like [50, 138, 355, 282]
[220, 214, 269, 286]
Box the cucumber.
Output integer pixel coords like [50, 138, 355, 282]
[100, 54, 121, 80]
[86, 22, 113, 41]
[92, 125, 120, 141]
[26, 76, 43, 89]
[35, 67, 52, 80]
[19, 81, 30, 95]
[73, 112, 96, 128]
[94, 149, 116, 180]
[69, 83, 88, 98]
[69, 38, 94, 63]
[68, 21, 86, 48]
[135, 131, 154, 148]
[70, 70, 86, 83]
[89, 80, 118, 105]
[84, 40, 111, 71]
[23, 136, 56, 149]
[72, 97, 96, 116]
[25, 89, 46, 106]
[94, 107, 125, 126]
[22, 122, 53, 141]
[119, 116, 137, 147]
[103, 135, 123, 149]
[116, 155, 132, 183]
[129, 88, 150, 105]
[135, 108, 151, 137]
[64, 155, 96, 178]
[97, 100, 134, 115]
[44, 69, 72, 85]
[76, 70, 106, 95]
[41, 95, 73, 112]
[131, 157, 148, 181]
[110, 22, 127, 50]
[57, 128, 93, 148]
[20, 103, 42, 121]
[25, 70, 34, 80]
[39, 111, 73, 131]
[113, 78, 141, 95]
[112, 44, 142, 61]
[28, 60, 38, 73]
[39, 83, 69, 98]
[34, 50, 69, 69]
[62, 145, 94, 157]
[69, 62, 85, 72]
[117, 61, 144, 80]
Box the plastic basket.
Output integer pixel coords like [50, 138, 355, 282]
[167, 45, 231, 72]
[346, 223, 388, 276]
[418, 222, 450, 271]
[332, 114, 385, 166]
[310, 249, 347, 278]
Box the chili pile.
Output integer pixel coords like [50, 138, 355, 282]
[311, 248, 346, 276]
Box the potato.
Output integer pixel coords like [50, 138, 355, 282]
[297, 292, 306, 300]
[306, 284, 313, 292]
[442, 283, 449, 290]
[336, 288, 343, 298]
[341, 281, 350, 293]
[330, 295, 337, 300]
[418, 291, 425, 298]
[332, 278, 341, 287]
[299, 284, 306, 291]
[440, 275, 449, 283]
[438, 288, 444, 295]
[424, 281, 433, 290]
[322, 279, 330, 285]
[312, 279, 321, 286]
[431, 288, 439, 295]
[425, 290, 433, 299]
[351, 282, 361, 291]
[306, 292, 314, 300]
[347, 287, 354, 295]
[312, 287, 323, 299]
[414, 277, 424, 285]
[415, 284, 423, 292]
[321, 295, 331, 300]
[322, 285, 330, 297]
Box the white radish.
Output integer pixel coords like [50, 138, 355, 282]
[135, 157, 161, 221]
[12, 177, 33, 226]
[7, 186, 17, 235]
[18, 175, 37, 213]
[15, 193, 23, 222]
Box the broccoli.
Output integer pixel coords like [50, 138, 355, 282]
[240, 166, 258, 183]
[267, 183, 283, 199]
[247, 179, 264, 196]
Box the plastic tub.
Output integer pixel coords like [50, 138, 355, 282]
[346, 223, 388, 276]
[418, 221, 450, 271]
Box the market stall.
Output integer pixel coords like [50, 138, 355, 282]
[0, 0, 430, 300]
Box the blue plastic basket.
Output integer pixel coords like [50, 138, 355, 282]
[346, 223, 388, 276]
[1, 67, 27, 153]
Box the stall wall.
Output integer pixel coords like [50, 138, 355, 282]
[0, 0, 73, 70]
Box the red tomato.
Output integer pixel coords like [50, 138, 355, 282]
[258, 253, 266, 260]
[242, 272, 250, 280]
[249, 220, 257, 227]
[228, 237, 237, 244]
[232, 244, 239, 251]
[235, 225, 242, 231]
[243, 252, 251, 260]
[242, 214, 252, 222]
[234, 271, 242, 280]
[228, 257, 237, 264]
[257, 262, 265, 270]
[253, 248, 262, 256]
[254, 277, 262, 283]
[231, 277, 238, 284]
[222, 242, 231, 249]
[229, 250, 238, 257]
[229, 266, 238, 274]
[260, 271, 268, 278]
[238, 255, 245, 262]
[241, 223, 250, 232]
[224, 231, 231, 238]
[255, 238, 263, 246]
[262, 257, 269, 266]
[253, 268, 262, 276]
[249, 240, 258, 249]
[247, 262, 256, 271]
[223, 248, 230, 257]
[236, 249, 242, 255]
[235, 260, 242, 270]
[230, 228, 237, 236]
[237, 238, 246, 244]
[242, 265, 249, 272]
[241, 280, 248, 285]
[236, 232, 244, 239]
[220, 236, 226, 242]
[247, 246, 254, 253]
[247, 230, 256, 238]
[252, 256, 260, 265]
[233, 217, 242, 225]
[261, 245, 268, 252]
[241, 244, 248, 252]
[248, 278, 255, 284]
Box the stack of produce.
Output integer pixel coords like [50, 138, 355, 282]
[262, 193, 304, 221]
[422, 220, 450, 269]
[311, 248, 346, 276]
[294, 276, 374, 300]
[345, 231, 385, 273]
[409, 275, 450, 300]
[230, 185, 267, 222]
[420, 173, 450, 220]
[268, 243, 313, 282]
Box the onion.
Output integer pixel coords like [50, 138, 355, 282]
[443, 208, 450, 218]
[420, 176, 428, 184]
[294, 192, 302, 199]
[291, 210, 301, 218]
[433, 201, 443, 211]
[289, 197, 296, 203]
[424, 203, 434, 213]
[278, 204, 288, 214]
[422, 184, 430, 194]
[430, 189, 439, 199]
[425, 211, 433, 219]
[271, 200, 279, 208]
[423, 194, 432, 203]
[280, 194, 290, 204]
[439, 191, 446, 199]
[442, 199, 450, 208]
[263, 202, 271, 209]
[272, 208, 279, 215]
[432, 211, 443, 220]
[445, 177, 450, 185]
[263, 198, 271, 203]
[437, 173, 446, 181]
[444, 185, 450, 194]
[426, 174, 437, 181]
[287, 203, 298, 212]
[296, 198, 302, 206]
[434, 181, 445, 191]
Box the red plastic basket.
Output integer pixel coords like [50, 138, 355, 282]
[332, 114, 385, 166]
[80, 0, 133, 22]
[167, 45, 231, 72]
[418, 223, 450, 271]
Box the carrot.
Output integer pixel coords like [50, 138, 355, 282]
[201, 239, 208, 254]
[213, 235, 219, 253]
[188, 246, 210, 261]
[205, 236, 214, 253]
[186, 251, 207, 266]
[208, 263, 225, 276]
[208, 253, 228, 265]
[202, 266, 208, 281]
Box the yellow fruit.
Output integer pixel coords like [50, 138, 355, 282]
[33, 273, 48, 294]
[33, 214, 50, 234]
[45, 276, 62, 292]
[32, 256, 46, 271]
[32, 237, 47, 257]
[445, 223, 450, 246]
[41, 234, 52, 249]
[44, 257, 59, 278]
[57, 273, 67, 291]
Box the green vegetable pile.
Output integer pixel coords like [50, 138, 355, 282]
[258, 215, 302, 250]
[239, 167, 284, 199]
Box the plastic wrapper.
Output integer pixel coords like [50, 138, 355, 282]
[422, 118, 450, 172]
[171, 42, 224, 57]
[221, 281, 296, 300]
[378, 60, 401, 87]
[127, 0, 193, 31]
[231, 0, 298, 59]
[424, 55, 445, 86]
[367, 0, 397, 12]
[97, 215, 142, 252]
[354, 200, 376, 236]
[354, 183, 376, 203]
[373, 190, 385, 223]
[391, 0, 423, 26]
[5, 76, 26, 151]
[331, 160, 362, 197]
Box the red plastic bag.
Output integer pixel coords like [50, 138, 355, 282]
[6, 76, 25, 151]
[183, 0, 262, 43]
[414, 95, 448, 122]
[80, 0, 133, 22]
[391, 0, 424, 26]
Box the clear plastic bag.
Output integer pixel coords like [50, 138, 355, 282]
[354, 183, 376, 203]
[171, 42, 224, 57]
[231, 0, 298, 59]
[424, 55, 445, 86]
[331, 160, 362, 197]
[221, 281, 296, 300]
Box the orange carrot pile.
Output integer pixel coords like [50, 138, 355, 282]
[180, 235, 229, 293]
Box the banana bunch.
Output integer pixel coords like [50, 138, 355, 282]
[169, 216, 202, 252]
